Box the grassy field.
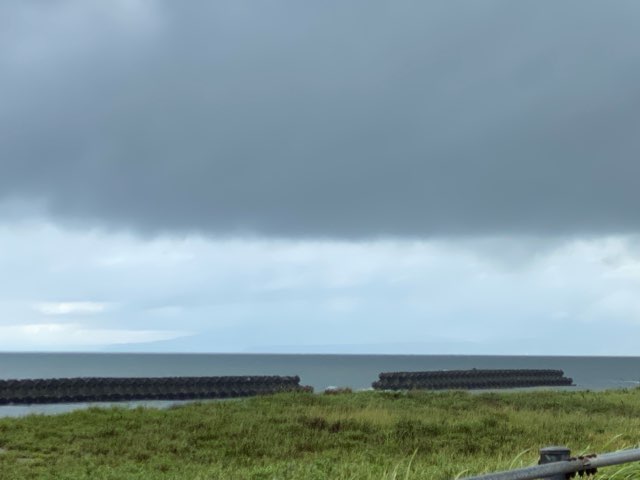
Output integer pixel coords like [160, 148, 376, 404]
[1, 388, 640, 479]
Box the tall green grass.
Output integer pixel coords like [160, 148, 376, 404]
[0, 388, 639, 479]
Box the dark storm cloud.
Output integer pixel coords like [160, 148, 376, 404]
[2, 1, 640, 237]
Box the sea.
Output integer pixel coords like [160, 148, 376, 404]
[1, 353, 639, 418]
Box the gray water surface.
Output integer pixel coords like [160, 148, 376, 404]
[1, 353, 639, 418]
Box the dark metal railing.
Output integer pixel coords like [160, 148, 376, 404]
[459, 446, 640, 480]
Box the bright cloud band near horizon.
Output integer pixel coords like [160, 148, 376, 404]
[1, 221, 639, 354]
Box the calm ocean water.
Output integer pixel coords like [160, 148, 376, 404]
[1, 353, 639, 418]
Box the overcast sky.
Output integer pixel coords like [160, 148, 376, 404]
[1, 1, 640, 354]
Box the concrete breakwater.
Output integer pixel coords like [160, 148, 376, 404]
[0, 375, 309, 405]
[372, 369, 574, 390]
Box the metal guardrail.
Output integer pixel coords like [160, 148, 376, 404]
[460, 446, 640, 480]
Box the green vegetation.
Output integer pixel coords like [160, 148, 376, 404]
[1, 388, 640, 479]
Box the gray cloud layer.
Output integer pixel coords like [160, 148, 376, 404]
[2, 1, 640, 237]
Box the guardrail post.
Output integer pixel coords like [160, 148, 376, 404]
[538, 446, 571, 479]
